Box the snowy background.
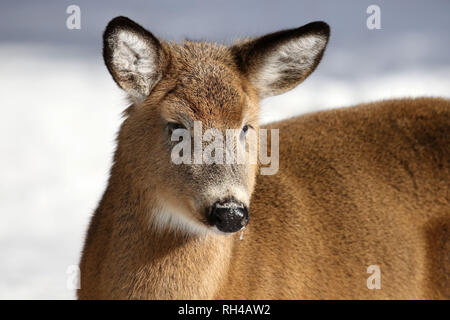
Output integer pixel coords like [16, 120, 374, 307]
[0, 0, 449, 299]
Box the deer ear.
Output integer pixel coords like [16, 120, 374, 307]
[103, 16, 168, 103]
[232, 21, 330, 99]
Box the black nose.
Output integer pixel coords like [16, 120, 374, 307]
[207, 200, 249, 233]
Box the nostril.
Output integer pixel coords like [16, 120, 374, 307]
[213, 211, 223, 224]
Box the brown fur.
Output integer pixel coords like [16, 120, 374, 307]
[78, 17, 449, 299]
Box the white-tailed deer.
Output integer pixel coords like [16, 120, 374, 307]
[78, 16, 449, 299]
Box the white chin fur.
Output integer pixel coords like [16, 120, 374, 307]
[149, 199, 212, 236]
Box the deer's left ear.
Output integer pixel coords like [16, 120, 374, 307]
[103, 16, 169, 103]
[232, 21, 330, 99]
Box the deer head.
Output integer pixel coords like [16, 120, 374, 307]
[103, 16, 329, 235]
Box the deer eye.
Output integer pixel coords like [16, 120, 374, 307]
[167, 122, 186, 136]
[242, 124, 253, 134]
[240, 124, 252, 141]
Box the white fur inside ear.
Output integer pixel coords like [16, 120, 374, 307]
[252, 34, 327, 98]
[109, 30, 159, 103]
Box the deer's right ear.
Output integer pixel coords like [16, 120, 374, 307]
[103, 16, 168, 103]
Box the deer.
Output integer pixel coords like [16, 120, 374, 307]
[78, 16, 449, 299]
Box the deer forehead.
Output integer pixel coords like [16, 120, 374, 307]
[161, 90, 250, 129]
[163, 50, 257, 128]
